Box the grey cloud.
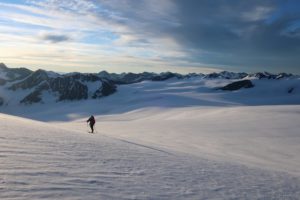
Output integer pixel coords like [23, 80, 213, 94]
[165, 1, 300, 72]
[28, 0, 300, 72]
[42, 34, 70, 43]
[42, 0, 300, 73]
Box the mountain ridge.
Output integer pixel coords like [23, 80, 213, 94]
[0, 63, 299, 106]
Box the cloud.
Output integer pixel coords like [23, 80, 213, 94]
[94, 0, 300, 72]
[28, 0, 97, 14]
[41, 33, 70, 43]
[1, 0, 300, 73]
[242, 6, 275, 22]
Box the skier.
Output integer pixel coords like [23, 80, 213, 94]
[87, 115, 96, 133]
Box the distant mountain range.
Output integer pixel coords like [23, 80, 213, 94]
[0, 63, 298, 106]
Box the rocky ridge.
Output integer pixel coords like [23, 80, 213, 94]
[0, 63, 298, 105]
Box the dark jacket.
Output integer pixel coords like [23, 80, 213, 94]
[87, 116, 95, 125]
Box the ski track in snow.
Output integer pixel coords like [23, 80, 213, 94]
[1, 114, 300, 200]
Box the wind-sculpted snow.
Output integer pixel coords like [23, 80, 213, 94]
[1, 113, 300, 199]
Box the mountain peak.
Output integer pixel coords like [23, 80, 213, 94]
[0, 63, 7, 69]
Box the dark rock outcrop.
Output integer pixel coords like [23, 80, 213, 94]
[10, 69, 49, 90]
[205, 71, 248, 79]
[20, 90, 43, 104]
[20, 77, 89, 104]
[6, 68, 33, 81]
[64, 73, 101, 82]
[18, 73, 117, 104]
[105, 71, 183, 84]
[276, 73, 293, 79]
[49, 77, 88, 101]
[98, 70, 111, 79]
[0, 97, 4, 106]
[247, 72, 295, 80]
[99, 79, 117, 96]
[0, 63, 32, 82]
[0, 78, 6, 86]
[250, 72, 273, 79]
[288, 87, 294, 94]
[92, 79, 116, 98]
[115, 73, 145, 84]
[221, 80, 254, 91]
[0, 63, 6, 69]
[152, 72, 181, 81]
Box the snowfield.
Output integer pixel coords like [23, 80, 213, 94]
[1, 112, 300, 199]
[1, 77, 300, 199]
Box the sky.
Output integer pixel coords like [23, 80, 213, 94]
[0, 0, 300, 74]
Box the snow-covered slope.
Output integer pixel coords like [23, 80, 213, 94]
[1, 113, 300, 199]
[1, 72, 300, 199]
[89, 106, 300, 174]
[49, 78, 300, 174]
[2, 76, 300, 119]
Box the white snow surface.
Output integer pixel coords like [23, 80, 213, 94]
[1, 77, 300, 199]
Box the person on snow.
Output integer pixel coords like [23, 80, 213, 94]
[87, 115, 96, 133]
